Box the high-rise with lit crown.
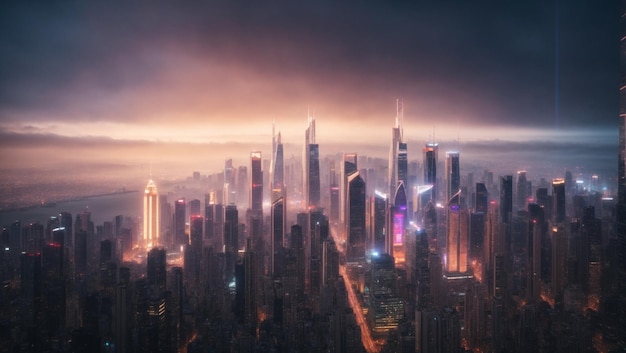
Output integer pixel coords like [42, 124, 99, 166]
[552, 178, 565, 224]
[143, 179, 159, 247]
[446, 190, 468, 274]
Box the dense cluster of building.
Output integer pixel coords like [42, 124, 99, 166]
[1, 91, 625, 353]
[6, 5, 626, 345]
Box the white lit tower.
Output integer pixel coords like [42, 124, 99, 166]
[143, 179, 160, 248]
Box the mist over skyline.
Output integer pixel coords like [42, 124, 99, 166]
[1, 4, 625, 352]
[0, 1, 620, 187]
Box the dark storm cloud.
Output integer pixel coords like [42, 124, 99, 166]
[0, 1, 618, 128]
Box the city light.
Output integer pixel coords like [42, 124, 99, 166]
[0, 2, 621, 353]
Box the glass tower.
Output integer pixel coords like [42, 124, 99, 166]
[304, 116, 321, 209]
[445, 152, 460, 203]
[346, 171, 366, 262]
[423, 143, 438, 203]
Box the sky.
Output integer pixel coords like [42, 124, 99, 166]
[0, 1, 620, 183]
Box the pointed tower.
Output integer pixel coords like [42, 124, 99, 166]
[304, 115, 320, 209]
[388, 99, 406, 201]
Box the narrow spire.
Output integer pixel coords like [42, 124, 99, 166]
[306, 109, 316, 144]
[396, 98, 404, 141]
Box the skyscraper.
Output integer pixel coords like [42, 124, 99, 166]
[237, 166, 248, 206]
[250, 151, 263, 212]
[500, 176, 513, 224]
[391, 181, 408, 264]
[271, 197, 285, 276]
[445, 151, 460, 203]
[143, 179, 159, 248]
[147, 247, 166, 295]
[20, 251, 41, 327]
[368, 253, 403, 337]
[516, 171, 529, 211]
[224, 159, 235, 205]
[341, 153, 358, 224]
[187, 215, 204, 293]
[42, 241, 65, 336]
[204, 193, 215, 240]
[370, 191, 387, 253]
[174, 198, 187, 246]
[551, 225, 567, 302]
[58, 212, 72, 247]
[475, 183, 488, 213]
[423, 143, 438, 203]
[271, 130, 284, 202]
[346, 171, 366, 262]
[224, 205, 239, 254]
[304, 116, 321, 209]
[446, 190, 468, 274]
[552, 178, 566, 224]
[189, 199, 201, 216]
[189, 215, 203, 247]
[388, 99, 405, 200]
[398, 142, 408, 193]
[330, 163, 340, 223]
[527, 203, 544, 302]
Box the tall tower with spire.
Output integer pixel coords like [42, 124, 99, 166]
[271, 128, 284, 203]
[143, 179, 159, 248]
[304, 115, 320, 209]
[389, 99, 406, 201]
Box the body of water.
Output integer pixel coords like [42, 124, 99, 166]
[0, 191, 142, 227]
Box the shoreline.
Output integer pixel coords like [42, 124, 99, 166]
[0, 189, 139, 213]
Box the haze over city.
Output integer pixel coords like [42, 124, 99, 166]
[0, 1, 619, 186]
[1, 2, 625, 353]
